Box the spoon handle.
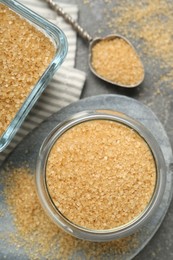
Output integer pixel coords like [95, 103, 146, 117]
[45, 0, 93, 42]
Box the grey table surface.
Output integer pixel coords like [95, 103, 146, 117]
[58, 0, 173, 259]
[1, 0, 172, 259]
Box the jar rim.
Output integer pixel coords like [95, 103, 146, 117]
[35, 110, 166, 241]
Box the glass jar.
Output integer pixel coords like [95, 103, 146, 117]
[36, 110, 166, 242]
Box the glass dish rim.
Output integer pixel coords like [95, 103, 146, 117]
[0, 0, 68, 152]
[35, 109, 167, 242]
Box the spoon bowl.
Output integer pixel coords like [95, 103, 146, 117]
[89, 35, 145, 88]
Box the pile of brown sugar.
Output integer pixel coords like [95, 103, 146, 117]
[0, 3, 55, 137]
[1, 166, 138, 259]
[91, 38, 144, 86]
[46, 120, 156, 230]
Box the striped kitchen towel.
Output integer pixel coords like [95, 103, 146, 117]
[0, 0, 86, 165]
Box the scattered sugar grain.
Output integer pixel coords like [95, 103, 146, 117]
[91, 38, 144, 86]
[0, 210, 4, 217]
[46, 120, 156, 230]
[107, 0, 173, 75]
[1, 166, 139, 259]
[0, 3, 55, 136]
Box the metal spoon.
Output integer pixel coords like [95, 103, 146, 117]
[45, 0, 144, 88]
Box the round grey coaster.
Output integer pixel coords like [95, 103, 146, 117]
[1, 94, 173, 259]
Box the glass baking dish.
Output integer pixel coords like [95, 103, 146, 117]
[0, 0, 68, 152]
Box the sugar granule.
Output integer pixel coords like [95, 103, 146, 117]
[91, 38, 144, 86]
[108, 0, 173, 73]
[0, 3, 55, 136]
[1, 166, 138, 259]
[46, 120, 156, 230]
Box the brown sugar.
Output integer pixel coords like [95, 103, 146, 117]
[106, 0, 173, 81]
[1, 166, 138, 259]
[0, 3, 55, 137]
[46, 120, 156, 230]
[91, 38, 144, 86]
[109, 0, 173, 63]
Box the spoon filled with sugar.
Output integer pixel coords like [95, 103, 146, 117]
[45, 0, 144, 88]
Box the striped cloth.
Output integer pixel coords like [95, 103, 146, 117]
[0, 0, 86, 165]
